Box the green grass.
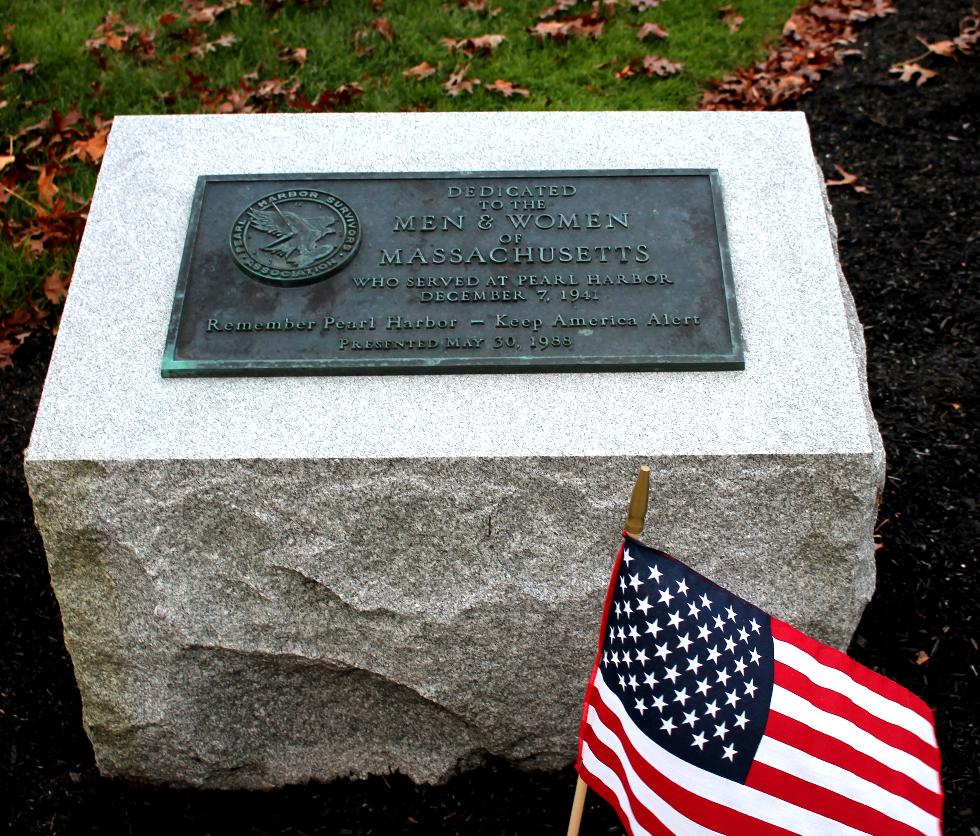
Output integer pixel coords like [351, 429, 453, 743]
[0, 0, 797, 319]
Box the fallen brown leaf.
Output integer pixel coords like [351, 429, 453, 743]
[444, 64, 480, 96]
[43, 269, 70, 305]
[300, 82, 364, 112]
[212, 87, 256, 113]
[616, 54, 683, 80]
[65, 127, 110, 164]
[825, 163, 869, 193]
[954, 9, 978, 54]
[539, 0, 578, 19]
[442, 33, 506, 56]
[403, 61, 437, 80]
[280, 46, 308, 65]
[11, 61, 37, 74]
[485, 78, 531, 98]
[889, 60, 938, 86]
[2, 306, 46, 332]
[105, 30, 127, 52]
[719, 5, 744, 34]
[615, 61, 636, 80]
[37, 165, 58, 208]
[186, 7, 219, 25]
[642, 54, 683, 77]
[810, 4, 848, 22]
[0, 154, 14, 172]
[637, 22, 668, 41]
[372, 16, 395, 41]
[848, 0, 896, 21]
[52, 108, 83, 135]
[916, 36, 956, 58]
[188, 32, 237, 59]
[528, 15, 604, 42]
[0, 340, 16, 369]
[0, 303, 50, 368]
[915, 650, 930, 666]
[134, 32, 157, 62]
[185, 1, 242, 26]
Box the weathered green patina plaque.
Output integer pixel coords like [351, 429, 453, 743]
[161, 171, 742, 377]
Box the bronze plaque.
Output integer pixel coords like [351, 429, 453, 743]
[161, 171, 742, 377]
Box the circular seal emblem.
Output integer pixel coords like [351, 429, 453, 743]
[230, 189, 361, 286]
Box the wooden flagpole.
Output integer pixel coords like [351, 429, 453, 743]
[566, 465, 651, 836]
[624, 465, 651, 540]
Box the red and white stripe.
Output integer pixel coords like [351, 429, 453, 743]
[578, 619, 943, 835]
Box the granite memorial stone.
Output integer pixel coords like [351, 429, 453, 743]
[25, 111, 884, 789]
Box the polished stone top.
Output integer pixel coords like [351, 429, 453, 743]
[28, 112, 877, 461]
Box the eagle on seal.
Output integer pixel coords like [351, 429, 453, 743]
[247, 203, 337, 268]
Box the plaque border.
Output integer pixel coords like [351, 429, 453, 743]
[161, 170, 743, 378]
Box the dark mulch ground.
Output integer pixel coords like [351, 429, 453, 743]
[2, 2, 977, 833]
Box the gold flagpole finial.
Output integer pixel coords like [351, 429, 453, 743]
[624, 465, 651, 539]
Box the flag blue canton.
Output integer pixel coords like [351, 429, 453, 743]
[597, 536, 775, 783]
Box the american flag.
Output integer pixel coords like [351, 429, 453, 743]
[576, 535, 943, 835]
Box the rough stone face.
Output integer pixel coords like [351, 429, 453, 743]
[26, 112, 883, 789]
